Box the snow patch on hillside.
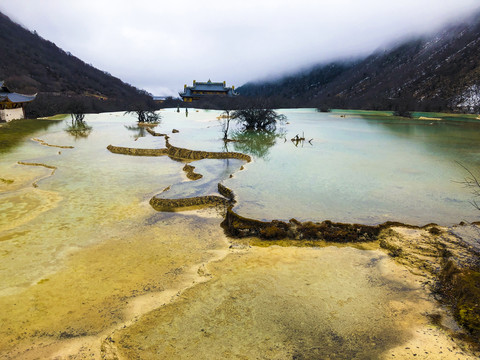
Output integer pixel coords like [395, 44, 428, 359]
[455, 84, 480, 113]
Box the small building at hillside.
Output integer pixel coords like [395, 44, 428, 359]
[0, 81, 37, 122]
[179, 80, 238, 102]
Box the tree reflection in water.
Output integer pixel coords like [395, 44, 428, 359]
[124, 125, 147, 140]
[226, 128, 286, 160]
[64, 117, 92, 140]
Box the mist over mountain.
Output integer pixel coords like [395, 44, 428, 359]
[237, 12, 480, 113]
[0, 12, 154, 117]
[2, 6, 480, 117]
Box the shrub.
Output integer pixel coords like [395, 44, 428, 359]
[232, 105, 286, 131]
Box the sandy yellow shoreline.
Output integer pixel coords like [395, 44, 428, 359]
[1, 203, 479, 358]
[2, 198, 478, 359]
[2, 110, 480, 359]
[0, 210, 232, 359]
[112, 243, 478, 360]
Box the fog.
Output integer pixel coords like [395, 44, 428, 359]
[1, 1, 479, 96]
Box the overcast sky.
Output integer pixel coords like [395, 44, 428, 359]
[1, 1, 479, 96]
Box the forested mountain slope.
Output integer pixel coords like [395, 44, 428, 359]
[238, 12, 480, 113]
[0, 12, 154, 117]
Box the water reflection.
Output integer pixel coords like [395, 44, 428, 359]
[1, 109, 476, 358]
[228, 128, 286, 160]
[124, 124, 147, 140]
[225, 109, 480, 225]
[64, 116, 92, 140]
[0, 119, 57, 153]
[358, 115, 480, 165]
[290, 132, 314, 147]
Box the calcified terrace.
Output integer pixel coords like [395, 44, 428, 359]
[2, 110, 480, 358]
[108, 130, 441, 243]
[106, 126, 480, 347]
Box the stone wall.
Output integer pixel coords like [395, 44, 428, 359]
[0, 108, 25, 122]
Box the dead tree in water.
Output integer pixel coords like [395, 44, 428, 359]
[125, 108, 161, 123]
[291, 132, 313, 147]
[66, 101, 92, 139]
[456, 161, 480, 210]
[68, 101, 86, 124]
[220, 110, 232, 141]
[232, 104, 286, 131]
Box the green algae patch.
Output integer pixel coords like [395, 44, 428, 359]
[38, 114, 68, 120]
[378, 225, 480, 350]
[246, 237, 380, 250]
[0, 178, 14, 185]
[0, 119, 58, 154]
[149, 183, 238, 212]
[437, 261, 480, 342]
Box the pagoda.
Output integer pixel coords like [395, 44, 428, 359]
[179, 80, 238, 102]
[0, 81, 36, 122]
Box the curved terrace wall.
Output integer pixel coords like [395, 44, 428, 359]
[107, 141, 251, 163]
[107, 145, 168, 156]
[149, 195, 230, 212]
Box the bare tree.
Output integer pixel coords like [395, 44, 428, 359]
[65, 101, 92, 139]
[219, 109, 233, 141]
[456, 161, 480, 210]
[125, 107, 161, 123]
[232, 102, 286, 131]
[68, 101, 86, 124]
[229, 128, 285, 159]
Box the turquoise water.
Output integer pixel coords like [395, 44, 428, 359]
[2, 108, 480, 230]
[227, 109, 480, 225]
[159, 108, 480, 225]
[2, 108, 480, 356]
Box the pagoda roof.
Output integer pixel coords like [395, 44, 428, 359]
[192, 84, 229, 91]
[0, 80, 36, 103]
[179, 79, 239, 97]
[179, 88, 238, 97]
[0, 92, 36, 103]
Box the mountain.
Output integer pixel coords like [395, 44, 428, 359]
[237, 13, 480, 113]
[0, 12, 155, 117]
